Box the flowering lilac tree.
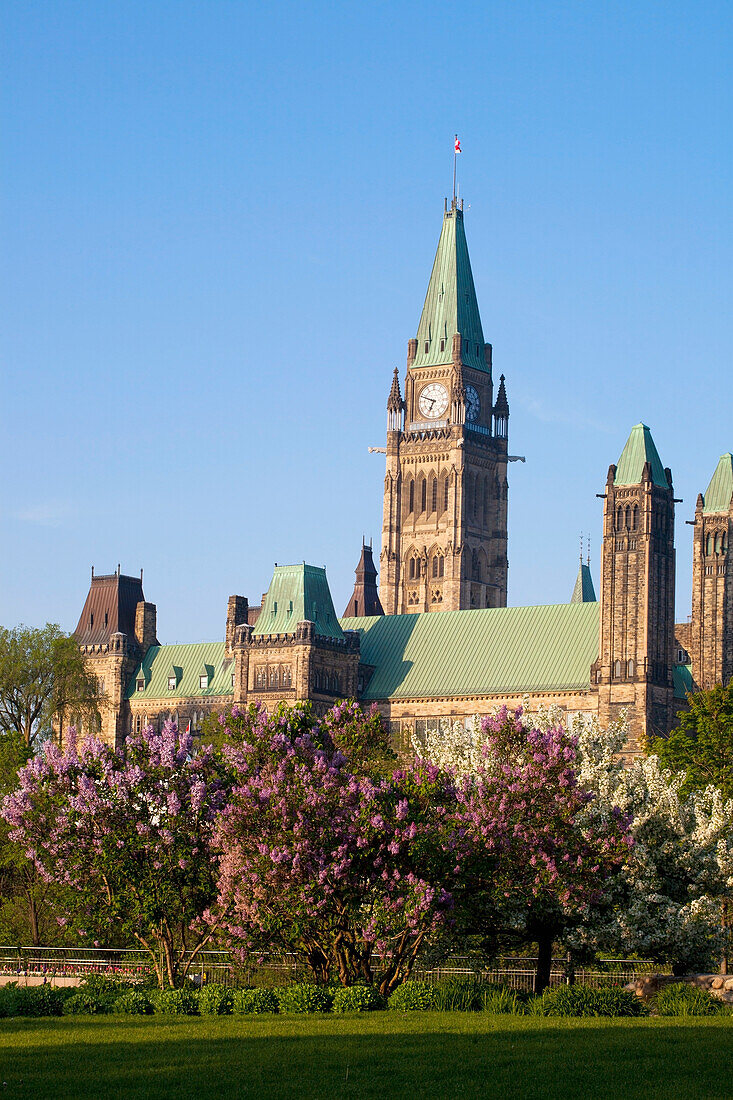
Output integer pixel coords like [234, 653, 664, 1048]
[448, 709, 633, 992]
[214, 703, 458, 996]
[2, 722, 230, 987]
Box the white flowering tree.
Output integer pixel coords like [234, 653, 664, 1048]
[414, 705, 733, 973]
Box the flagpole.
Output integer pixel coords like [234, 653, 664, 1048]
[453, 134, 457, 205]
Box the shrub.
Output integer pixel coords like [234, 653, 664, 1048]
[481, 987, 531, 1015]
[332, 985, 385, 1013]
[277, 983, 333, 1014]
[656, 983, 727, 1017]
[78, 974, 141, 999]
[151, 988, 200, 1016]
[0, 983, 68, 1017]
[388, 981, 438, 1012]
[198, 984, 233, 1016]
[63, 991, 113, 1016]
[113, 990, 154, 1015]
[432, 977, 483, 1012]
[232, 988, 279, 1015]
[539, 985, 647, 1018]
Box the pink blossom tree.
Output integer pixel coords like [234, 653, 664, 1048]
[214, 703, 458, 996]
[452, 708, 633, 992]
[2, 722, 230, 987]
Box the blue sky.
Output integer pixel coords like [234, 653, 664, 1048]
[2, 1, 732, 641]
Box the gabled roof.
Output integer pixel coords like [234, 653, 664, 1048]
[253, 564, 344, 640]
[340, 603, 600, 700]
[74, 569, 147, 646]
[126, 642, 234, 700]
[570, 563, 596, 604]
[614, 423, 667, 488]
[412, 203, 488, 373]
[703, 453, 733, 514]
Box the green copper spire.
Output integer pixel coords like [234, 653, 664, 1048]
[614, 423, 667, 487]
[253, 563, 344, 640]
[570, 562, 596, 604]
[412, 202, 488, 373]
[703, 453, 733, 513]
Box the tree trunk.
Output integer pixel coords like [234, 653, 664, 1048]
[534, 931, 554, 995]
[721, 900, 729, 976]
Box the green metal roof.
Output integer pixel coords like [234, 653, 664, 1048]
[412, 204, 487, 373]
[703, 453, 733, 514]
[253, 564, 344, 640]
[126, 642, 234, 700]
[673, 663, 694, 700]
[614, 423, 667, 488]
[570, 563, 596, 604]
[340, 602, 600, 701]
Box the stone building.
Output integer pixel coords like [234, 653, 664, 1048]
[70, 200, 730, 755]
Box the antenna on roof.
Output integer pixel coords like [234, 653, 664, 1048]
[586, 536, 591, 568]
[91, 566, 94, 579]
[579, 532, 583, 565]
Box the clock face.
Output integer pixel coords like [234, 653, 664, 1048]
[418, 383, 449, 419]
[465, 384, 480, 422]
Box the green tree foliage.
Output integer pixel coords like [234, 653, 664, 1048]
[652, 682, 733, 800]
[0, 624, 102, 747]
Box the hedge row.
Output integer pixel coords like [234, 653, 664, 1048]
[1, 979, 729, 1019]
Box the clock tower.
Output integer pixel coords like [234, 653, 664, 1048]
[379, 199, 509, 615]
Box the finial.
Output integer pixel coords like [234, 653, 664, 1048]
[91, 565, 94, 579]
[586, 536, 591, 568]
[579, 532, 583, 565]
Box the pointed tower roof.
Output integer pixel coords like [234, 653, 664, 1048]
[412, 203, 487, 373]
[494, 374, 509, 414]
[74, 568, 146, 646]
[387, 367, 403, 411]
[614, 423, 667, 487]
[253, 564, 344, 640]
[703, 453, 733, 513]
[343, 541, 384, 618]
[570, 562, 596, 604]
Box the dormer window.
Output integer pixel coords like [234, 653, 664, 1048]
[104, 612, 108, 627]
[136, 678, 144, 692]
[168, 676, 176, 691]
[199, 674, 208, 691]
[90, 613, 94, 629]
[424, 341, 429, 353]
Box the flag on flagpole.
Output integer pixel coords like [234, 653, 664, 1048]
[454, 136, 461, 154]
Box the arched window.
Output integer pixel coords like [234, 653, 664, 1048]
[408, 480, 414, 514]
[632, 505, 638, 530]
[616, 507, 623, 532]
[431, 553, 444, 579]
[715, 533, 723, 555]
[707, 534, 714, 556]
[420, 478, 427, 513]
[614, 660, 622, 679]
[409, 556, 415, 580]
[443, 476, 450, 513]
[722, 534, 728, 554]
[625, 506, 631, 530]
[431, 476, 437, 513]
[627, 659, 635, 677]
[472, 549, 480, 581]
[269, 667, 278, 687]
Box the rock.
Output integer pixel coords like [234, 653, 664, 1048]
[724, 978, 733, 990]
[711, 977, 724, 989]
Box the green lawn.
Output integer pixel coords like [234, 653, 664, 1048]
[2, 1013, 732, 1099]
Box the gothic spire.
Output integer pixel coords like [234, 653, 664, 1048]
[412, 202, 487, 372]
[387, 367, 403, 411]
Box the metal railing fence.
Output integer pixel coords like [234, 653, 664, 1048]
[0, 946, 666, 990]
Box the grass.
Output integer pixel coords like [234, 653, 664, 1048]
[1, 1012, 732, 1099]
